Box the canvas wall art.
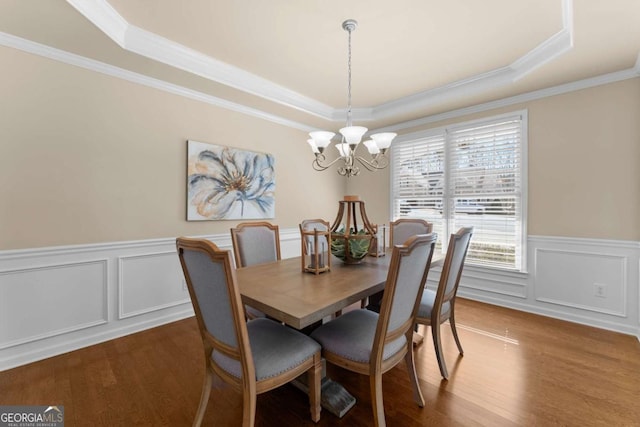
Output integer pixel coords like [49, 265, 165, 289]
[187, 140, 275, 220]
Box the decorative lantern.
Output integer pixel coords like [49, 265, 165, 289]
[369, 224, 387, 257]
[300, 219, 331, 274]
[330, 196, 377, 264]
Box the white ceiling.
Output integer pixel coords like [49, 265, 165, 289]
[1, 0, 639, 131]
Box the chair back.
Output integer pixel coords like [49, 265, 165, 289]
[231, 221, 281, 268]
[435, 227, 473, 315]
[390, 219, 433, 246]
[374, 233, 437, 360]
[176, 237, 254, 382]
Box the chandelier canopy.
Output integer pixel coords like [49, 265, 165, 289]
[307, 19, 396, 178]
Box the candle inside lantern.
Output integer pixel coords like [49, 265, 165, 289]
[299, 219, 331, 274]
[308, 241, 315, 269]
[377, 225, 386, 252]
[308, 239, 326, 269]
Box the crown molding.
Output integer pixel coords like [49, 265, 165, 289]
[373, 66, 640, 133]
[65, 0, 578, 123]
[0, 31, 315, 133]
[370, 1, 574, 121]
[2, 28, 638, 136]
[66, 0, 127, 47]
[66, 0, 334, 120]
[122, 25, 335, 120]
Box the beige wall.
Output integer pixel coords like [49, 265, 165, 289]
[0, 47, 346, 250]
[349, 78, 640, 241]
[2, 45, 639, 250]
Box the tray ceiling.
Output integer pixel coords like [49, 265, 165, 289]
[1, 0, 639, 131]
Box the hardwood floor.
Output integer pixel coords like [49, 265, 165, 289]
[1, 298, 639, 426]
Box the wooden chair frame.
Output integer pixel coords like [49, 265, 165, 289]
[176, 237, 321, 426]
[321, 234, 437, 427]
[414, 227, 473, 379]
[367, 218, 433, 311]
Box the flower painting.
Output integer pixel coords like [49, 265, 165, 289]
[187, 140, 275, 220]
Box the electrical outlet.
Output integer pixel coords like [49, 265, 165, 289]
[593, 283, 607, 298]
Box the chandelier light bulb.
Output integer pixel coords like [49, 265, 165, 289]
[363, 139, 380, 155]
[339, 126, 368, 145]
[336, 143, 350, 158]
[307, 139, 320, 154]
[308, 131, 335, 149]
[370, 132, 397, 150]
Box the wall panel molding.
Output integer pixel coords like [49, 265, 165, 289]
[0, 232, 638, 370]
[117, 251, 190, 319]
[534, 248, 627, 317]
[0, 259, 108, 350]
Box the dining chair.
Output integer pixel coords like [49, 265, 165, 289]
[231, 221, 281, 319]
[367, 218, 433, 313]
[230, 221, 281, 268]
[310, 233, 437, 427]
[389, 218, 433, 247]
[415, 226, 473, 380]
[176, 237, 322, 427]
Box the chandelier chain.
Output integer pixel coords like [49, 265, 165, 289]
[346, 26, 352, 127]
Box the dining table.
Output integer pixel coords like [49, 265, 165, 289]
[237, 254, 393, 329]
[236, 251, 443, 418]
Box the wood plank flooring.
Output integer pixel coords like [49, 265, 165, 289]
[1, 298, 639, 426]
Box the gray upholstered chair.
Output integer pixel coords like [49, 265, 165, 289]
[389, 218, 433, 246]
[176, 237, 321, 427]
[415, 226, 473, 380]
[367, 218, 433, 313]
[231, 221, 281, 319]
[231, 221, 281, 268]
[310, 233, 437, 427]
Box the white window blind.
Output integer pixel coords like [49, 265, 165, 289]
[391, 112, 526, 271]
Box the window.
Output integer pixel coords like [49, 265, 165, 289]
[391, 111, 527, 272]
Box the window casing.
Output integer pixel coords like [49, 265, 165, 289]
[390, 111, 527, 272]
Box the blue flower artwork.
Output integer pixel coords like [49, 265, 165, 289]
[187, 140, 275, 220]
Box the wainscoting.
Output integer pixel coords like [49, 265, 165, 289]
[1, 231, 638, 371]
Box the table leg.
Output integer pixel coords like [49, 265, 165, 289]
[292, 359, 356, 418]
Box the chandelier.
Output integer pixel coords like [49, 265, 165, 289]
[307, 19, 396, 178]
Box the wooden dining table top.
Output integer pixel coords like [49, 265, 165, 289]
[237, 253, 442, 329]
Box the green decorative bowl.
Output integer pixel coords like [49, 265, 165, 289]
[331, 230, 372, 264]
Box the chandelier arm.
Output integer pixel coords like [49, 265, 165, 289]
[355, 154, 389, 171]
[313, 154, 349, 171]
[338, 165, 359, 177]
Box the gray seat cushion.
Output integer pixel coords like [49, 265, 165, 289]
[212, 318, 320, 380]
[417, 289, 451, 319]
[310, 309, 406, 363]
